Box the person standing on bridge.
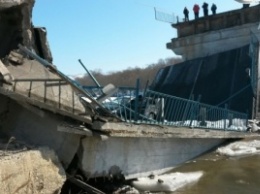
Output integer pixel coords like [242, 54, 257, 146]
[202, 2, 209, 16]
[183, 7, 189, 21]
[211, 3, 217, 15]
[193, 4, 200, 19]
[243, 4, 250, 8]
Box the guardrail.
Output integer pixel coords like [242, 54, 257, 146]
[93, 87, 248, 131]
[154, 7, 179, 24]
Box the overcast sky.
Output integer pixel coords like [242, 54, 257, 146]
[32, 0, 255, 76]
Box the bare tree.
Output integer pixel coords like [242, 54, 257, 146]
[76, 57, 182, 89]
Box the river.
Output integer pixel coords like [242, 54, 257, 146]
[167, 138, 260, 194]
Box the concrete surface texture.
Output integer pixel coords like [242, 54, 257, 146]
[80, 136, 224, 179]
[92, 121, 260, 139]
[0, 93, 81, 169]
[0, 147, 66, 194]
[168, 23, 259, 60]
[0, 0, 259, 187]
[168, 4, 260, 60]
[0, 0, 35, 58]
[0, 0, 34, 8]
[3, 57, 92, 124]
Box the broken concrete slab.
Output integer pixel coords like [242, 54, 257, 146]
[0, 147, 66, 194]
[0, 93, 82, 169]
[0, 0, 36, 59]
[3, 57, 94, 124]
[0, 0, 34, 9]
[92, 121, 260, 139]
[8, 50, 24, 64]
[0, 60, 13, 84]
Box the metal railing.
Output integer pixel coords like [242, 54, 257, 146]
[13, 78, 68, 108]
[100, 89, 248, 131]
[154, 7, 179, 24]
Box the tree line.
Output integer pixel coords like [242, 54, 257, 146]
[76, 57, 182, 89]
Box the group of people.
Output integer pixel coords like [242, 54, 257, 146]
[183, 2, 217, 22]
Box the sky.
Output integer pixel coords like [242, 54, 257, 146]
[32, 0, 256, 77]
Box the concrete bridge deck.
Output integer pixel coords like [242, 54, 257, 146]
[0, 49, 258, 140]
[93, 121, 260, 139]
[57, 120, 260, 139]
[1, 0, 260, 186]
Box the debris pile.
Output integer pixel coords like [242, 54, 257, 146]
[0, 141, 66, 194]
[247, 119, 260, 132]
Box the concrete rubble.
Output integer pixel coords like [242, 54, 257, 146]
[1, 0, 260, 194]
[0, 1, 67, 194]
[0, 142, 66, 194]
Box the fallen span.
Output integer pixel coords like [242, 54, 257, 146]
[0, 1, 260, 194]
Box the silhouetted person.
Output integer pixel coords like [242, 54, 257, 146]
[183, 7, 189, 21]
[243, 4, 250, 8]
[211, 3, 217, 15]
[193, 4, 200, 19]
[202, 2, 208, 16]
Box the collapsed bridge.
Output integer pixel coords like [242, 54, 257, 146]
[0, 1, 259, 193]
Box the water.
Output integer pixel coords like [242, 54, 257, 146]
[168, 139, 260, 194]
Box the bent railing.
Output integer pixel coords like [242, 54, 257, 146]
[109, 89, 248, 131]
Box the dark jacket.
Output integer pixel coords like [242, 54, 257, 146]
[183, 7, 189, 15]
